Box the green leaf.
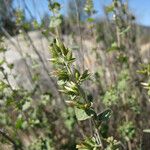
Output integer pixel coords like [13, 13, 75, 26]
[75, 107, 94, 121]
[15, 114, 27, 129]
[16, 117, 24, 129]
[80, 70, 90, 81]
[96, 109, 112, 122]
[87, 18, 94, 23]
[56, 39, 68, 55]
[105, 5, 114, 13]
[57, 70, 69, 81]
[108, 42, 120, 52]
[66, 51, 73, 60]
[50, 16, 62, 28]
[85, 108, 97, 118]
[117, 54, 128, 63]
[49, 2, 61, 11]
[7, 63, 14, 69]
[119, 26, 130, 35]
[75, 69, 80, 80]
[22, 101, 31, 111]
[0, 60, 5, 66]
[0, 47, 6, 52]
[32, 20, 39, 29]
[16, 118, 24, 129]
[76, 137, 100, 150]
[64, 82, 79, 95]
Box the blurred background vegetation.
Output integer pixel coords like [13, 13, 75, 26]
[0, 0, 150, 149]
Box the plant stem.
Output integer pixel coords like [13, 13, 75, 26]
[93, 120, 104, 149]
[65, 62, 104, 148]
[0, 129, 22, 150]
[74, 0, 84, 70]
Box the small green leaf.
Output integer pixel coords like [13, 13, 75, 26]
[119, 26, 130, 35]
[0, 60, 5, 66]
[16, 117, 24, 129]
[15, 114, 27, 129]
[80, 70, 90, 81]
[64, 82, 79, 95]
[87, 18, 94, 23]
[57, 70, 69, 81]
[85, 108, 97, 118]
[66, 51, 73, 60]
[50, 16, 62, 28]
[56, 39, 68, 55]
[22, 101, 31, 111]
[96, 109, 112, 122]
[48, 2, 61, 12]
[32, 20, 39, 29]
[75, 69, 80, 80]
[108, 42, 120, 52]
[75, 107, 94, 121]
[105, 5, 114, 13]
[7, 63, 14, 69]
[117, 54, 128, 63]
[0, 47, 6, 52]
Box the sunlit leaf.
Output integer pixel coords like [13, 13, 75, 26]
[75, 107, 94, 121]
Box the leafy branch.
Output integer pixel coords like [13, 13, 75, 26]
[49, 39, 112, 149]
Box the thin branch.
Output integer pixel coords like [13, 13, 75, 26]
[0, 129, 22, 150]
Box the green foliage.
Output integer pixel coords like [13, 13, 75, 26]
[76, 137, 101, 150]
[49, 38, 112, 148]
[96, 109, 112, 122]
[105, 136, 120, 150]
[48, 2, 61, 12]
[118, 121, 135, 141]
[107, 42, 120, 52]
[28, 137, 54, 150]
[61, 107, 75, 131]
[75, 107, 93, 121]
[138, 63, 150, 99]
[137, 63, 150, 76]
[0, 0, 149, 149]
[84, 0, 95, 15]
[49, 15, 62, 28]
[15, 9, 25, 26]
[49, 1, 62, 29]
[105, 5, 115, 14]
[102, 87, 118, 107]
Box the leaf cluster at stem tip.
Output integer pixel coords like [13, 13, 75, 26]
[49, 39, 112, 123]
